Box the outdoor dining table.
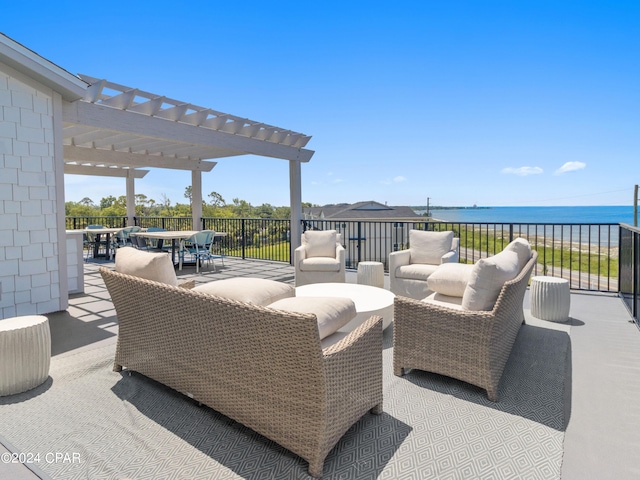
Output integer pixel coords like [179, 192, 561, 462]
[130, 230, 226, 270]
[66, 227, 125, 260]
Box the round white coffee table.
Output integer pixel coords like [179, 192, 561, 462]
[296, 283, 395, 331]
[530, 276, 571, 322]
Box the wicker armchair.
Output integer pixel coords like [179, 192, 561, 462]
[100, 267, 383, 478]
[393, 251, 537, 401]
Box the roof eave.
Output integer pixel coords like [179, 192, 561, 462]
[0, 33, 87, 101]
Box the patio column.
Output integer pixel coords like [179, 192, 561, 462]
[289, 159, 302, 262]
[192, 170, 202, 230]
[126, 171, 135, 226]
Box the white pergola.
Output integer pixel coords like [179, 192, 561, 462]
[62, 75, 315, 253]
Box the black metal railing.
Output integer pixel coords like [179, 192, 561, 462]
[302, 219, 620, 292]
[65, 216, 128, 229]
[201, 218, 291, 263]
[66, 216, 624, 294]
[619, 223, 639, 327]
[135, 216, 194, 231]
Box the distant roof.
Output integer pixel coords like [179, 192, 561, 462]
[303, 201, 423, 220]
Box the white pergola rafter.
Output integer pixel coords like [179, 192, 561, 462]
[61, 75, 314, 248]
[80, 75, 312, 149]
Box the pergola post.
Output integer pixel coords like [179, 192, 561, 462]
[126, 171, 135, 226]
[192, 170, 202, 230]
[289, 160, 302, 263]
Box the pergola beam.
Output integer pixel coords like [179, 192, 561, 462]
[63, 145, 217, 172]
[64, 164, 149, 178]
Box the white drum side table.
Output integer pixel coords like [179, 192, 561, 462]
[530, 276, 571, 323]
[357, 261, 384, 288]
[0, 315, 51, 396]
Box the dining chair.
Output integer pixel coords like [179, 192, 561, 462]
[115, 226, 141, 248]
[181, 230, 215, 273]
[146, 227, 167, 251]
[209, 233, 226, 268]
[85, 225, 106, 260]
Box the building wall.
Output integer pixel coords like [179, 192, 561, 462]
[0, 63, 63, 319]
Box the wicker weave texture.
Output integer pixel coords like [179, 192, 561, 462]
[100, 268, 383, 477]
[393, 251, 538, 401]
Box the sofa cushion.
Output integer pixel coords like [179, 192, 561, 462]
[503, 237, 532, 271]
[299, 257, 341, 272]
[409, 230, 454, 265]
[268, 296, 356, 339]
[192, 278, 295, 306]
[395, 263, 439, 281]
[461, 250, 520, 311]
[115, 246, 178, 286]
[302, 230, 337, 258]
[427, 263, 474, 297]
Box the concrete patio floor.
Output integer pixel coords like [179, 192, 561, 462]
[3, 257, 640, 479]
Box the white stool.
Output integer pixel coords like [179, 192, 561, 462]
[0, 315, 51, 396]
[530, 276, 571, 323]
[357, 261, 384, 288]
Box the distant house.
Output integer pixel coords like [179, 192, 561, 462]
[302, 201, 426, 267]
[303, 201, 423, 221]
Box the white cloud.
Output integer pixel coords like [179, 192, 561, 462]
[331, 178, 345, 184]
[554, 161, 586, 175]
[380, 175, 408, 185]
[501, 166, 544, 176]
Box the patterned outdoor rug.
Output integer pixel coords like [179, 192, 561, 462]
[0, 324, 569, 479]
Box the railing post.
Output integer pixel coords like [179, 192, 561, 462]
[242, 219, 246, 260]
[631, 232, 640, 323]
[357, 221, 362, 264]
[509, 224, 514, 242]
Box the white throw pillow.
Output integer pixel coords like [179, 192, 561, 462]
[427, 263, 474, 298]
[268, 296, 356, 339]
[461, 250, 520, 311]
[302, 230, 337, 258]
[503, 237, 532, 271]
[409, 230, 454, 265]
[115, 246, 178, 286]
[192, 278, 295, 306]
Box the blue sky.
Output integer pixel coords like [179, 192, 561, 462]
[3, 1, 639, 207]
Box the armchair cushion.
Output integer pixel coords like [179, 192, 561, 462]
[298, 257, 342, 272]
[427, 263, 474, 297]
[461, 250, 520, 311]
[269, 296, 356, 339]
[395, 263, 439, 281]
[409, 230, 454, 265]
[503, 237, 532, 271]
[421, 292, 464, 309]
[302, 230, 337, 258]
[192, 278, 295, 306]
[114, 246, 178, 286]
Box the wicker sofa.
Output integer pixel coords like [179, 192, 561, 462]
[100, 266, 383, 478]
[393, 240, 537, 401]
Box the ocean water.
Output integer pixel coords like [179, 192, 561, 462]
[417, 206, 635, 225]
[414, 206, 636, 246]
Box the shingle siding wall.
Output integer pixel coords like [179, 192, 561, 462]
[0, 65, 61, 319]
